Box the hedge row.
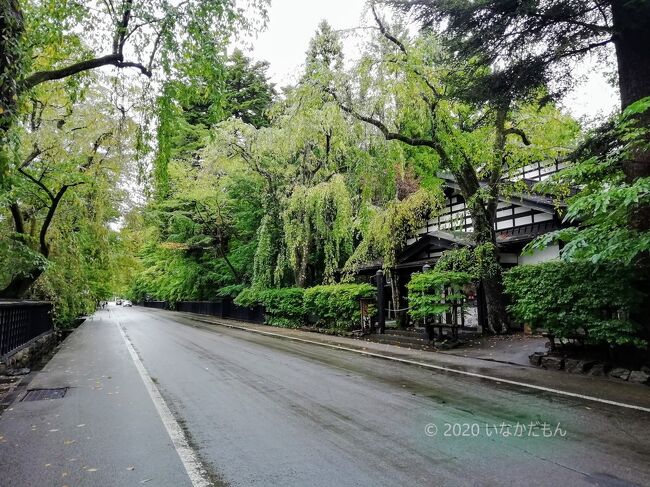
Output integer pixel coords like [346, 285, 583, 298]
[303, 284, 375, 330]
[235, 287, 305, 328]
[234, 283, 375, 330]
[504, 261, 645, 347]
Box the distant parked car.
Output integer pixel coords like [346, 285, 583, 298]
[123, 300, 133, 307]
[116, 298, 122, 305]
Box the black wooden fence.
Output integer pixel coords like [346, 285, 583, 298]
[142, 301, 168, 310]
[142, 298, 265, 324]
[0, 301, 53, 358]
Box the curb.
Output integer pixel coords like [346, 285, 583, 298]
[184, 315, 650, 414]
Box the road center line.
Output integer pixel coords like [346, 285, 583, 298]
[116, 320, 211, 487]
[190, 317, 650, 414]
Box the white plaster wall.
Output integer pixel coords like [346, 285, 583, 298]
[519, 244, 560, 264]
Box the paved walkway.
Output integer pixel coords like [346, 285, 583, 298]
[0, 311, 193, 487]
[441, 334, 548, 366]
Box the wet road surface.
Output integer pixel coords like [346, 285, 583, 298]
[119, 306, 650, 486]
[2, 305, 649, 486]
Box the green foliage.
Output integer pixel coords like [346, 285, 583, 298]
[283, 176, 354, 285]
[303, 283, 375, 331]
[0, 83, 138, 323]
[504, 262, 646, 348]
[405, 240, 499, 286]
[434, 247, 477, 277]
[345, 188, 442, 273]
[224, 49, 276, 128]
[304, 20, 344, 83]
[216, 284, 247, 298]
[235, 287, 305, 328]
[234, 283, 375, 330]
[252, 214, 284, 288]
[130, 52, 276, 300]
[385, 0, 615, 107]
[529, 99, 650, 265]
[407, 270, 472, 320]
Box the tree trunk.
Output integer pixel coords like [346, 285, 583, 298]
[0, 0, 24, 181]
[611, 2, 650, 113]
[386, 270, 396, 318]
[466, 202, 508, 334]
[295, 243, 309, 288]
[0, 269, 43, 298]
[456, 161, 508, 334]
[611, 2, 650, 333]
[611, 1, 650, 231]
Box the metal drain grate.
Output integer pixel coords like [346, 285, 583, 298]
[22, 388, 68, 401]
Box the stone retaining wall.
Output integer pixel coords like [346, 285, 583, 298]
[529, 351, 650, 385]
[0, 331, 61, 375]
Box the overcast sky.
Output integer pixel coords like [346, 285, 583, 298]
[241, 0, 619, 124]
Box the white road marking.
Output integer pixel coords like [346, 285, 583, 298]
[116, 321, 211, 487]
[189, 317, 650, 414]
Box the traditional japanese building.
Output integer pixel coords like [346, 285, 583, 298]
[357, 159, 568, 330]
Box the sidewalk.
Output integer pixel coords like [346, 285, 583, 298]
[0, 312, 192, 487]
[172, 309, 650, 413]
[441, 333, 548, 366]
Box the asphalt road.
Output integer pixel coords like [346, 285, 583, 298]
[2, 305, 650, 486]
[119, 306, 650, 487]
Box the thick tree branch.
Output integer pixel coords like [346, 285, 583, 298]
[327, 89, 447, 160]
[371, 3, 407, 55]
[23, 53, 152, 90]
[9, 203, 26, 234]
[113, 0, 134, 54]
[38, 183, 83, 257]
[371, 3, 441, 99]
[503, 127, 531, 145]
[17, 167, 55, 201]
[39, 189, 64, 257]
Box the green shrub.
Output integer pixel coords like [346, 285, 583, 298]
[406, 270, 472, 321]
[216, 284, 247, 298]
[235, 287, 305, 328]
[503, 261, 645, 347]
[303, 283, 375, 330]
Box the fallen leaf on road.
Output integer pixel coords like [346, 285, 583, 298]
[127, 466, 135, 471]
[86, 468, 98, 472]
[76, 424, 85, 428]
[49, 429, 59, 432]
[63, 440, 76, 445]
[140, 478, 153, 483]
